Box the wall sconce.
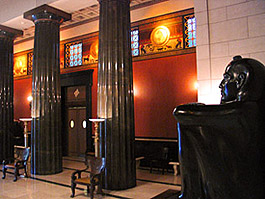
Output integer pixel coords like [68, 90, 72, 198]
[27, 95, 32, 110]
[194, 82, 199, 90]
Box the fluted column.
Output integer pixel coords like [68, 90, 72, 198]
[24, 5, 71, 175]
[0, 25, 22, 162]
[97, 0, 136, 190]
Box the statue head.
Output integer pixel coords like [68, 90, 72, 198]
[219, 56, 265, 104]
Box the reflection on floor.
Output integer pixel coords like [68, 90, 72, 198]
[0, 156, 181, 199]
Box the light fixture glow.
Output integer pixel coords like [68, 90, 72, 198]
[133, 86, 138, 97]
[194, 82, 199, 90]
[27, 95, 33, 102]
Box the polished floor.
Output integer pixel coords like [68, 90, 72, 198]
[0, 157, 181, 199]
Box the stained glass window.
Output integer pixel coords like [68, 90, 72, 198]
[131, 28, 139, 56]
[184, 14, 196, 48]
[65, 41, 83, 68]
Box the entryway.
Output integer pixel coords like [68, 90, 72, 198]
[60, 70, 94, 157]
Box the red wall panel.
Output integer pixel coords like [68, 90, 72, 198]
[92, 67, 98, 120]
[13, 72, 98, 119]
[13, 53, 197, 139]
[133, 53, 197, 138]
[14, 78, 32, 120]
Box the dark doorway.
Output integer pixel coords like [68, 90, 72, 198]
[61, 70, 94, 157]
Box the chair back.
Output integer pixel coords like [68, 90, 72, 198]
[85, 156, 105, 175]
[14, 146, 30, 162]
[161, 147, 169, 160]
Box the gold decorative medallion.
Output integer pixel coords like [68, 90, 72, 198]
[150, 26, 170, 46]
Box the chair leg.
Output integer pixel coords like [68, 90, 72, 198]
[97, 183, 103, 194]
[2, 166, 6, 179]
[71, 182, 76, 198]
[162, 163, 165, 175]
[90, 185, 95, 199]
[14, 168, 18, 182]
[24, 166, 28, 178]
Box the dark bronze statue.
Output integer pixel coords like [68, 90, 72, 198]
[219, 55, 265, 105]
[174, 56, 265, 199]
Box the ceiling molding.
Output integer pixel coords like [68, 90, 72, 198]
[14, 0, 169, 44]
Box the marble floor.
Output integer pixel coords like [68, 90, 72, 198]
[0, 157, 181, 199]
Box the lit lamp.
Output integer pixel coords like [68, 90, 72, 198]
[89, 118, 105, 157]
[19, 118, 32, 148]
[27, 95, 32, 110]
[18, 95, 33, 148]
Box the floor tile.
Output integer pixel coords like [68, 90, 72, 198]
[0, 157, 181, 199]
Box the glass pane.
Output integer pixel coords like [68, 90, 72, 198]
[184, 14, 196, 48]
[65, 41, 83, 68]
[131, 28, 139, 56]
[82, 120, 87, 129]
[70, 120, 75, 129]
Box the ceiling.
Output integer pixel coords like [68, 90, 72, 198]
[1, 0, 168, 43]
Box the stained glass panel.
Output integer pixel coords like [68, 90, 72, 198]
[65, 41, 83, 68]
[131, 28, 139, 56]
[184, 14, 196, 48]
[16, 10, 195, 71]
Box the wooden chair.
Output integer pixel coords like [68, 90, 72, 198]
[2, 146, 30, 182]
[149, 147, 170, 174]
[71, 156, 105, 199]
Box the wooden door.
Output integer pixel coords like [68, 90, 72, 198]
[68, 107, 87, 157]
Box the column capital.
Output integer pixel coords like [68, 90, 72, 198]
[24, 4, 71, 24]
[0, 25, 23, 39]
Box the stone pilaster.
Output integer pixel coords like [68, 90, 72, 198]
[97, 0, 136, 190]
[24, 5, 71, 174]
[0, 25, 22, 162]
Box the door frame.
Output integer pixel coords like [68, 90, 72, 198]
[61, 69, 94, 156]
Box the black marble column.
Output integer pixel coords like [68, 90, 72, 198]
[24, 5, 71, 175]
[0, 25, 22, 162]
[97, 0, 136, 190]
